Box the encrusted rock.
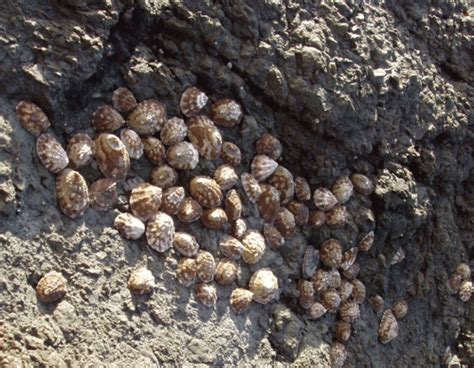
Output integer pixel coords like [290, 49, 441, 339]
[120, 129, 144, 159]
[16, 101, 51, 136]
[146, 212, 175, 252]
[114, 213, 145, 240]
[36, 271, 67, 303]
[177, 197, 203, 223]
[221, 141, 241, 166]
[94, 133, 130, 181]
[37, 133, 69, 173]
[112, 87, 137, 113]
[256, 133, 282, 160]
[92, 105, 125, 132]
[66, 133, 94, 168]
[150, 164, 178, 189]
[210, 98, 243, 127]
[166, 141, 199, 170]
[160, 117, 188, 146]
[89, 178, 117, 211]
[56, 169, 89, 218]
[127, 267, 155, 294]
[187, 115, 222, 160]
[249, 268, 278, 304]
[127, 99, 167, 135]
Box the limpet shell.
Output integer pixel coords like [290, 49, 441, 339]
[322, 289, 341, 313]
[210, 98, 243, 127]
[459, 280, 472, 302]
[249, 268, 278, 304]
[127, 99, 167, 135]
[391, 299, 408, 319]
[340, 247, 358, 271]
[92, 105, 125, 132]
[319, 239, 343, 269]
[335, 321, 351, 343]
[286, 200, 309, 226]
[187, 115, 222, 160]
[196, 251, 216, 283]
[127, 267, 155, 294]
[16, 101, 50, 136]
[89, 178, 117, 211]
[195, 283, 217, 307]
[313, 187, 338, 211]
[257, 185, 281, 222]
[230, 288, 253, 314]
[149, 164, 178, 189]
[327, 269, 342, 289]
[94, 133, 130, 181]
[161, 186, 185, 215]
[298, 279, 315, 309]
[129, 183, 162, 221]
[379, 309, 399, 344]
[219, 235, 244, 260]
[120, 129, 143, 159]
[225, 189, 242, 221]
[309, 210, 326, 228]
[56, 169, 89, 218]
[390, 247, 405, 265]
[214, 165, 238, 191]
[215, 258, 239, 286]
[166, 141, 199, 170]
[251, 155, 278, 182]
[351, 279, 366, 304]
[200, 208, 228, 230]
[307, 302, 327, 320]
[295, 176, 311, 202]
[189, 176, 223, 208]
[267, 166, 295, 204]
[66, 133, 94, 168]
[221, 141, 241, 166]
[177, 197, 203, 223]
[231, 218, 247, 240]
[302, 246, 320, 279]
[370, 294, 385, 313]
[330, 342, 347, 368]
[174, 232, 199, 257]
[241, 173, 262, 203]
[256, 133, 282, 160]
[114, 213, 145, 240]
[351, 173, 375, 195]
[176, 258, 197, 287]
[332, 176, 353, 204]
[455, 263, 471, 280]
[325, 205, 348, 227]
[339, 300, 360, 322]
[338, 280, 354, 302]
[160, 117, 188, 146]
[274, 208, 296, 238]
[36, 271, 67, 303]
[358, 231, 374, 252]
[112, 87, 137, 113]
[37, 133, 69, 173]
[143, 137, 166, 166]
[180, 87, 208, 117]
[242, 230, 266, 265]
[342, 262, 360, 280]
[263, 223, 285, 249]
[311, 269, 330, 293]
[146, 212, 175, 252]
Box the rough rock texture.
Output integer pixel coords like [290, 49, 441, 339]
[0, 0, 472, 366]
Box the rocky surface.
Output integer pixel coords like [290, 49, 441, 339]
[0, 0, 472, 366]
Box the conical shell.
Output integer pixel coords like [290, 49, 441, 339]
[120, 129, 143, 159]
[56, 169, 89, 218]
[195, 283, 217, 307]
[150, 164, 178, 189]
[37, 133, 69, 173]
[298, 279, 315, 309]
[166, 141, 199, 170]
[455, 263, 471, 280]
[311, 269, 330, 293]
[201, 208, 228, 230]
[242, 230, 266, 265]
[322, 289, 341, 313]
[339, 280, 354, 302]
[94, 133, 130, 181]
[215, 259, 239, 286]
[161, 117, 187, 146]
[221, 141, 241, 166]
[129, 183, 162, 221]
[36, 271, 67, 303]
[257, 185, 280, 222]
[332, 176, 353, 204]
[231, 218, 247, 240]
[92, 105, 125, 132]
[180, 87, 208, 117]
[177, 197, 203, 223]
[230, 288, 253, 314]
[307, 302, 326, 320]
[127, 99, 167, 135]
[286, 200, 309, 226]
[187, 115, 222, 160]
[189, 176, 223, 208]
[251, 155, 278, 182]
[174, 232, 200, 257]
[143, 137, 166, 166]
[196, 251, 216, 283]
[390, 247, 405, 265]
[219, 235, 244, 260]
[114, 213, 145, 240]
[112, 87, 137, 113]
[89, 178, 117, 211]
[263, 223, 285, 249]
[241, 173, 262, 203]
[225, 189, 242, 221]
[459, 280, 472, 302]
[249, 268, 278, 304]
[342, 263, 360, 280]
[351, 279, 366, 304]
[339, 300, 360, 322]
[351, 173, 375, 195]
[378, 309, 399, 344]
[358, 231, 374, 252]
[16, 101, 50, 136]
[127, 267, 155, 294]
[325, 205, 348, 227]
[274, 208, 296, 238]
[327, 269, 342, 289]
[330, 342, 347, 368]
[214, 165, 238, 191]
[210, 98, 243, 127]
[161, 186, 185, 215]
[391, 299, 408, 319]
[295, 176, 311, 202]
[66, 133, 94, 168]
[146, 212, 175, 252]
[319, 239, 343, 268]
[176, 258, 197, 287]
[268, 166, 294, 204]
[370, 294, 385, 313]
[313, 187, 338, 211]
[340, 247, 358, 271]
[256, 133, 282, 160]
[309, 210, 326, 228]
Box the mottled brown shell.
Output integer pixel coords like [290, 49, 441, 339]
[455, 263, 471, 280]
[332, 176, 353, 204]
[325, 205, 348, 228]
[370, 294, 385, 313]
[459, 280, 472, 302]
[221, 141, 242, 166]
[66, 133, 94, 168]
[114, 213, 145, 240]
[335, 321, 352, 343]
[286, 200, 309, 226]
[160, 117, 187, 146]
[256, 133, 282, 160]
[215, 259, 239, 286]
[230, 288, 253, 314]
[195, 283, 217, 307]
[358, 231, 374, 252]
[379, 309, 399, 344]
[391, 247, 406, 265]
[330, 342, 347, 368]
[127, 267, 155, 294]
[313, 187, 338, 211]
[274, 208, 296, 239]
[201, 208, 228, 230]
[129, 183, 162, 221]
[219, 235, 244, 260]
[268, 166, 295, 204]
[149, 164, 178, 189]
[210, 98, 243, 127]
[36, 271, 67, 303]
[339, 300, 360, 322]
[143, 137, 166, 166]
[302, 246, 320, 279]
[242, 230, 266, 265]
[94, 133, 130, 181]
[295, 176, 311, 202]
[298, 280, 315, 309]
[231, 218, 247, 240]
[263, 223, 285, 249]
[319, 239, 343, 269]
[120, 129, 143, 159]
[180, 87, 208, 117]
[214, 165, 238, 191]
[342, 263, 360, 280]
[391, 299, 408, 319]
[187, 115, 222, 160]
[190, 176, 223, 208]
[339, 280, 354, 302]
[225, 189, 242, 221]
[37, 133, 69, 173]
[127, 99, 167, 135]
[351, 279, 366, 304]
[309, 210, 326, 228]
[312, 269, 329, 294]
[351, 173, 375, 195]
[16, 101, 50, 136]
[146, 212, 175, 252]
[327, 269, 342, 289]
[174, 232, 200, 257]
[176, 258, 197, 287]
[241, 173, 262, 203]
[56, 169, 89, 219]
[340, 247, 358, 271]
[249, 268, 278, 304]
[177, 197, 203, 223]
[196, 251, 216, 283]
[166, 141, 199, 170]
[257, 185, 281, 222]
[322, 289, 341, 313]
[112, 87, 137, 113]
[307, 302, 326, 320]
[89, 178, 117, 211]
[161, 186, 185, 215]
[251, 155, 278, 182]
[92, 105, 125, 132]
